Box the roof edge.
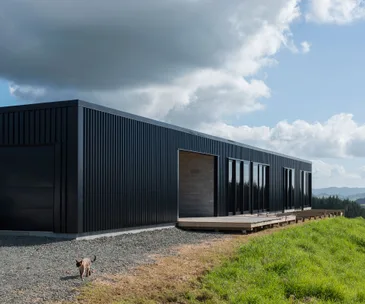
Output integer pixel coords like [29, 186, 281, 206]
[0, 99, 79, 112]
[0, 99, 312, 164]
[77, 100, 312, 165]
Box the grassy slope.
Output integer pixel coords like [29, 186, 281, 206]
[68, 218, 365, 304]
[186, 217, 365, 304]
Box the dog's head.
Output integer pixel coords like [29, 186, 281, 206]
[76, 260, 83, 268]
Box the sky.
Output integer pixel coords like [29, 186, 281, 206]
[0, 0, 364, 189]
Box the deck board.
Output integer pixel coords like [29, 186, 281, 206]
[177, 214, 296, 231]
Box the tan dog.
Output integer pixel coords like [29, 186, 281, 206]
[76, 255, 96, 280]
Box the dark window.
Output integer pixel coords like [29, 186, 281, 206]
[228, 160, 233, 183]
[304, 171, 307, 207]
[243, 161, 250, 212]
[303, 171, 307, 207]
[284, 168, 288, 210]
[290, 169, 295, 209]
[252, 163, 258, 211]
[228, 159, 234, 214]
[236, 160, 242, 214]
[301, 171, 311, 208]
[257, 165, 270, 212]
[284, 167, 295, 210]
[258, 164, 263, 211]
[262, 165, 266, 210]
[228, 159, 270, 214]
[250, 163, 270, 212]
[287, 169, 291, 208]
[289, 169, 295, 209]
[264, 166, 270, 210]
[300, 170, 304, 208]
[308, 172, 312, 207]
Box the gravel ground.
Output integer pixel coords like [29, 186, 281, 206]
[0, 228, 225, 304]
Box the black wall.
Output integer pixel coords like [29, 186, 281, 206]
[0, 101, 80, 233]
[80, 101, 312, 233]
[0, 100, 312, 234]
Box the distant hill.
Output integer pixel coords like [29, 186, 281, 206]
[313, 187, 365, 201]
[356, 198, 365, 205]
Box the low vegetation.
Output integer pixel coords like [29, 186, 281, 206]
[186, 217, 365, 303]
[313, 195, 365, 218]
[69, 217, 365, 304]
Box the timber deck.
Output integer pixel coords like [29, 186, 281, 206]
[177, 209, 344, 232]
[276, 209, 344, 221]
[177, 214, 297, 232]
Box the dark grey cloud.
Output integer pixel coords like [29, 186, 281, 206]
[3, 0, 300, 131]
[0, 0, 249, 90]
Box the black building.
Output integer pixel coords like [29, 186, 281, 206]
[0, 100, 312, 235]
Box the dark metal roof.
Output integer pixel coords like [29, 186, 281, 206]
[0, 99, 312, 164]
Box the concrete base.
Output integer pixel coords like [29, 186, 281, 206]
[0, 208, 313, 240]
[0, 223, 176, 241]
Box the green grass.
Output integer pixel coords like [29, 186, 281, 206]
[186, 217, 365, 304]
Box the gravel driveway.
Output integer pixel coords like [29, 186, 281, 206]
[0, 228, 224, 304]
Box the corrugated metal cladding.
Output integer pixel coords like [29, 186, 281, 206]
[0, 100, 312, 234]
[81, 101, 312, 233]
[0, 101, 80, 233]
[82, 107, 177, 232]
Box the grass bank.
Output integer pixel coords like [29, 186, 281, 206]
[187, 217, 365, 304]
[69, 217, 365, 304]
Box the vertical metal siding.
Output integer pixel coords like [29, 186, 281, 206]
[0, 104, 79, 233]
[0, 100, 312, 234]
[82, 106, 312, 232]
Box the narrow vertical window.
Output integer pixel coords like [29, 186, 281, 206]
[235, 161, 241, 214]
[252, 163, 258, 211]
[243, 161, 250, 212]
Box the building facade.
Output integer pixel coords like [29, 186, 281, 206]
[0, 100, 312, 234]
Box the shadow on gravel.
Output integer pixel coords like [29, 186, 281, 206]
[60, 275, 80, 281]
[0, 236, 69, 247]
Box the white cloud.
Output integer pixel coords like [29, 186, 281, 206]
[359, 166, 365, 178]
[306, 0, 365, 24]
[300, 41, 311, 53]
[9, 84, 47, 101]
[312, 159, 364, 188]
[198, 113, 365, 159]
[6, 0, 303, 128]
[4, 1, 362, 188]
[198, 114, 365, 188]
[10, 70, 271, 124]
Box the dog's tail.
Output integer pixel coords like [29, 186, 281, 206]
[92, 255, 96, 263]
